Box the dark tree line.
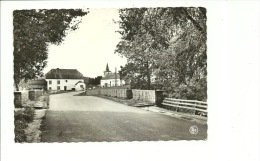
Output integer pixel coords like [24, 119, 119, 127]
[88, 76, 102, 86]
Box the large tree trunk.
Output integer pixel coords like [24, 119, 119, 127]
[14, 75, 20, 91]
[146, 61, 151, 90]
[15, 82, 19, 91]
[14, 65, 20, 91]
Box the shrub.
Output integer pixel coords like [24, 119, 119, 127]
[14, 120, 28, 142]
[14, 107, 35, 142]
[15, 107, 35, 123]
[163, 78, 207, 101]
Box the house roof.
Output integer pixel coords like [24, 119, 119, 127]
[75, 81, 84, 85]
[28, 79, 47, 85]
[45, 68, 84, 79]
[101, 73, 120, 80]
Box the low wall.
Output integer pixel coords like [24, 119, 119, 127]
[14, 90, 29, 107]
[14, 90, 44, 107]
[29, 90, 43, 101]
[100, 89, 132, 98]
[132, 89, 156, 103]
[117, 89, 132, 98]
[132, 90, 164, 105]
[86, 89, 101, 95]
[85, 88, 163, 105]
[21, 91, 29, 103]
[101, 85, 131, 89]
[86, 88, 132, 99]
[14, 92, 22, 107]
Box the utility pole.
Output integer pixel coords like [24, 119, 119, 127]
[115, 67, 117, 86]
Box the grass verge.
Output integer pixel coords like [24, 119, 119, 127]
[14, 107, 35, 142]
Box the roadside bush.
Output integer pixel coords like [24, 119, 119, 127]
[164, 78, 207, 101]
[14, 107, 35, 142]
[14, 120, 28, 142]
[15, 107, 35, 123]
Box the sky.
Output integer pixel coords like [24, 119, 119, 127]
[43, 8, 127, 78]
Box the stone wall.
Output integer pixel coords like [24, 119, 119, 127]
[21, 91, 29, 103]
[86, 88, 132, 99]
[132, 89, 156, 103]
[14, 92, 22, 107]
[116, 89, 132, 98]
[29, 84, 46, 91]
[86, 89, 101, 95]
[100, 89, 132, 98]
[85, 88, 163, 105]
[29, 90, 43, 101]
[101, 85, 131, 89]
[14, 90, 29, 107]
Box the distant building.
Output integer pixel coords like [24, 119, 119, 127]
[45, 68, 85, 91]
[100, 63, 125, 87]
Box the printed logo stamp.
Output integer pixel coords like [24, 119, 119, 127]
[189, 125, 199, 134]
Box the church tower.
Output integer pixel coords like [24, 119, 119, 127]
[104, 63, 111, 76]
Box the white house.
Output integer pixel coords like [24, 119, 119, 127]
[45, 68, 85, 91]
[100, 64, 125, 87]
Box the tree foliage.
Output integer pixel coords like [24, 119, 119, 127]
[89, 76, 102, 86]
[116, 7, 207, 101]
[13, 9, 88, 91]
[119, 63, 150, 89]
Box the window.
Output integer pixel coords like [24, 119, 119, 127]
[57, 86, 60, 90]
[57, 80, 60, 84]
[49, 80, 52, 85]
[66, 80, 68, 83]
[49, 87, 52, 90]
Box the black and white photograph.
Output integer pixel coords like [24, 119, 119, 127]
[1, 1, 260, 161]
[13, 7, 207, 142]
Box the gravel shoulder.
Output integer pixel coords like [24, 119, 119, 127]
[24, 109, 47, 142]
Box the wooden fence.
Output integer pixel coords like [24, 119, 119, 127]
[162, 98, 207, 117]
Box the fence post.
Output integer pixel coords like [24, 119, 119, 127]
[126, 89, 133, 99]
[155, 90, 164, 106]
[14, 92, 22, 108]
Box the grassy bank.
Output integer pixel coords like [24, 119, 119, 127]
[14, 107, 35, 142]
[15, 93, 49, 142]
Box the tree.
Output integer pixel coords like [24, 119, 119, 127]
[93, 76, 103, 85]
[116, 7, 207, 101]
[154, 8, 207, 100]
[88, 76, 102, 86]
[115, 8, 156, 89]
[13, 9, 88, 91]
[119, 62, 149, 89]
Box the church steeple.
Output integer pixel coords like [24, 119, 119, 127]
[106, 63, 110, 72]
[104, 63, 111, 76]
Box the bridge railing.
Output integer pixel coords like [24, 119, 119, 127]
[162, 98, 208, 117]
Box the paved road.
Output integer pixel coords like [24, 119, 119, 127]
[41, 92, 207, 142]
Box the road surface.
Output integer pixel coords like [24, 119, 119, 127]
[41, 92, 207, 142]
